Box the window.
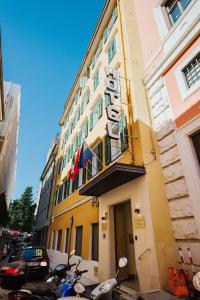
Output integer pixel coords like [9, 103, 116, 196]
[57, 230, 62, 251]
[75, 226, 83, 256]
[164, 0, 192, 24]
[191, 131, 200, 168]
[183, 52, 200, 88]
[65, 228, 70, 253]
[108, 36, 117, 64]
[91, 223, 99, 261]
[93, 69, 99, 91]
[103, 7, 118, 43]
[90, 97, 102, 130]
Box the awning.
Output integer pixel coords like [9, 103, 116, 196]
[79, 163, 145, 196]
[0, 192, 9, 226]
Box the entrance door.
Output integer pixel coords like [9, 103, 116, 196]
[114, 201, 138, 289]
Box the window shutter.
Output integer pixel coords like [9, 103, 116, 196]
[97, 141, 103, 171]
[80, 101, 83, 114]
[97, 98, 102, 119]
[85, 119, 88, 138]
[82, 167, 86, 184]
[87, 161, 92, 180]
[104, 135, 111, 165]
[75, 173, 79, 189]
[86, 90, 90, 104]
[120, 116, 128, 151]
[103, 28, 108, 43]
[104, 94, 110, 107]
[89, 112, 93, 131]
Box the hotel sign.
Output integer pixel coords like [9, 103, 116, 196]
[104, 67, 121, 140]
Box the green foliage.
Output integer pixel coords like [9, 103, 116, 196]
[9, 187, 36, 233]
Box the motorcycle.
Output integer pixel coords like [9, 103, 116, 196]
[58, 257, 128, 300]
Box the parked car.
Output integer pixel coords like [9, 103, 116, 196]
[13, 246, 49, 277]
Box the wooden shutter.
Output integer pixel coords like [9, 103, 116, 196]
[82, 167, 86, 184]
[97, 98, 102, 119]
[104, 135, 111, 165]
[120, 116, 128, 151]
[97, 141, 103, 171]
[104, 94, 110, 107]
[87, 161, 92, 180]
[89, 112, 93, 131]
[85, 119, 88, 138]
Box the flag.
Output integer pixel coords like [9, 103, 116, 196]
[78, 141, 95, 169]
[69, 148, 80, 180]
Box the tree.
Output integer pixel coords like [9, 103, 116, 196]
[9, 187, 36, 233]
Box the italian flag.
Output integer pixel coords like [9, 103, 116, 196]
[69, 148, 80, 180]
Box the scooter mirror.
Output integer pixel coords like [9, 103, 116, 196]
[74, 282, 85, 294]
[70, 249, 75, 256]
[119, 257, 128, 268]
[193, 272, 200, 291]
[47, 276, 54, 283]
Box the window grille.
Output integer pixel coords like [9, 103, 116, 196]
[183, 53, 200, 88]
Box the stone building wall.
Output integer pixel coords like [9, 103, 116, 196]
[148, 77, 200, 267]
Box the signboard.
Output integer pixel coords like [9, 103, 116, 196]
[134, 215, 145, 229]
[104, 67, 122, 140]
[101, 222, 107, 231]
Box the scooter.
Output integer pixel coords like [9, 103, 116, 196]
[48, 255, 88, 298]
[58, 257, 128, 300]
[192, 271, 200, 298]
[6, 250, 78, 300]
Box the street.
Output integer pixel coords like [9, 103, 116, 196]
[0, 275, 54, 299]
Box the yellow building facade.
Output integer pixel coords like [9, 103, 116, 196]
[48, 0, 177, 292]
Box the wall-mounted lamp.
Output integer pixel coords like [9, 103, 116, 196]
[134, 205, 140, 214]
[91, 197, 99, 207]
[101, 212, 108, 221]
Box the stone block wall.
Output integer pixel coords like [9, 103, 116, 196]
[148, 77, 200, 268]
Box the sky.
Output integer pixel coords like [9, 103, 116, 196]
[0, 0, 105, 200]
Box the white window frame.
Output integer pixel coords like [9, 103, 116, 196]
[154, 0, 196, 40]
[175, 44, 200, 100]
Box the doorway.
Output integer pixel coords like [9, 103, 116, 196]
[114, 200, 139, 290]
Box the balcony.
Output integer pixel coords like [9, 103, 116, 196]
[79, 163, 145, 196]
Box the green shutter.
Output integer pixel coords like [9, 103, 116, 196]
[89, 112, 93, 131]
[112, 7, 118, 21]
[104, 135, 111, 165]
[82, 167, 86, 184]
[86, 119, 88, 137]
[87, 161, 92, 180]
[103, 28, 108, 43]
[78, 131, 81, 146]
[97, 141, 103, 171]
[97, 98, 102, 119]
[104, 94, 110, 107]
[120, 116, 128, 151]
[80, 101, 83, 114]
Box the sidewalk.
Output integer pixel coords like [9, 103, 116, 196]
[117, 286, 191, 300]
